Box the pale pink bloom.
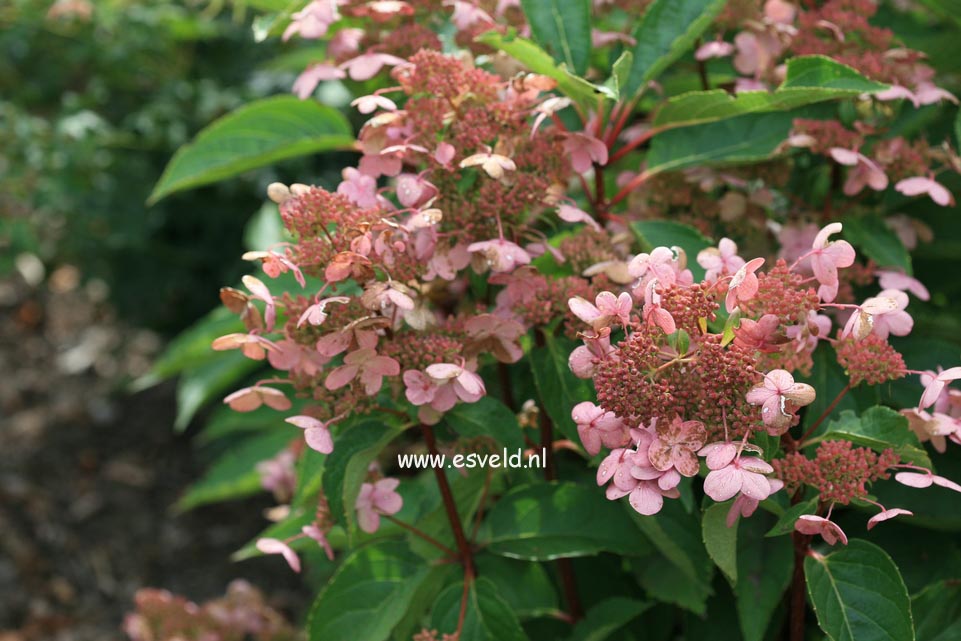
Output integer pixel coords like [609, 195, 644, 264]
[293, 64, 345, 100]
[901, 408, 959, 453]
[339, 52, 406, 81]
[703, 456, 775, 502]
[746, 369, 816, 434]
[242, 275, 276, 331]
[648, 417, 707, 477]
[357, 0, 414, 20]
[447, 0, 494, 30]
[256, 450, 296, 503]
[563, 133, 608, 173]
[867, 508, 913, 530]
[877, 269, 929, 301]
[641, 279, 677, 335]
[733, 314, 783, 352]
[568, 328, 615, 379]
[815, 19, 845, 42]
[325, 348, 400, 395]
[895, 176, 955, 207]
[337, 167, 381, 208]
[777, 222, 819, 269]
[876, 85, 920, 107]
[350, 94, 397, 114]
[809, 222, 856, 302]
[698, 442, 739, 470]
[532, 96, 577, 135]
[396, 173, 438, 209]
[914, 82, 958, 106]
[256, 538, 300, 572]
[211, 333, 276, 360]
[328, 27, 364, 58]
[725, 257, 765, 313]
[697, 238, 745, 283]
[571, 402, 627, 456]
[465, 314, 525, 363]
[727, 479, 784, 527]
[224, 386, 292, 412]
[403, 363, 486, 411]
[695, 39, 735, 61]
[325, 251, 372, 283]
[360, 281, 416, 313]
[895, 470, 961, 493]
[302, 524, 335, 560]
[628, 480, 680, 516]
[459, 151, 516, 179]
[557, 204, 601, 231]
[434, 142, 456, 166]
[592, 29, 636, 47]
[597, 447, 635, 491]
[844, 290, 912, 340]
[795, 515, 848, 546]
[733, 31, 783, 76]
[425, 243, 471, 281]
[467, 239, 531, 273]
[285, 415, 334, 454]
[785, 310, 832, 353]
[764, 0, 796, 24]
[241, 250, 305, 287]
[283, 0, 338, 41]
[298, 296, 351, 327]
[919, 367, 961, 410]
[356, 478, 403, 533]
[267, 339, 328, 377]
[735, 77, 768, 93]
[895, 471, 961, 492]
[829, 147, 889, 196]
[628, 246, 692, 290]
[569, 291, 633, 331]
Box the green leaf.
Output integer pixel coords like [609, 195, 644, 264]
[322, 420, 406, 537]
[566, 597, 651, 641]
[912, 580, 961, 641]
[630, 220, 713, 281]
[443, 396, 524, 450]
[804, 539, 915, 641]
[766, 496, 819, 537]
[174, 351, 262, 431]
[148, 95, 353, 204]
[530, 334, 593, 444]
[811, 406, 931, 468]
[478, 482, 644, 560]
[654, 56, 887, 129]
[735, 512, 793, 641]
[476, 30, 612, 107]
[520, 0, 592, 75]
[646, 111, 794, 174]
[408, 468, 494, 559]
[702, 502, 738, 585]
[633, 554, 713, 614]
[623, 0, 728, 97]
[603, 51, 634, 101]
[843, 215, 913, 275]
[430, 577, 529, 641]
[176, 429, 292, 511]
[474, 555, 561, 619]
[307, 540, 433, 641]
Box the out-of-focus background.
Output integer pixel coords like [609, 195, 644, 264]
[0, 1, 337, 638]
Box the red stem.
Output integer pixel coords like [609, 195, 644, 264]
[423, 424, 475, 580]
[384, 514, 457, 558]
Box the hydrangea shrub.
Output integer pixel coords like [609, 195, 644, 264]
[145, 1, 961, 640]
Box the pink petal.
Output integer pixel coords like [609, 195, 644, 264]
[867, 508, 912, 530]
[629, 482, 665, 515]
[256, 538, 300, 573]
[894, 471, 933, 488]
[704, 465, 742, 502]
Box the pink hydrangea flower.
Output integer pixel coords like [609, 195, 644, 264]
[557, 204, 601, 231]
[339, 52, 406, 81]
[894, 471, 961, 493]
[829, 148, 889, 196]
[292, 64, 345, 100]
[467, 239, 532, 273]
[325, 348, 400, 395]
[895, 176, 955, 207]
[298, 296, 351, 327]
[697, 238, 745, 283]
[459, 150, 516, 179]
[568, 291, 633, 331]
[396, 173, 438, 209]
[571, 402, 628, 456]
[725, 257, 765, 313]
[464, 314, 525, 363]
[877, 270, 929, 301]
[727, 479, 784, 527]
[285, 415, 334, 454]
[569, 328, 615, 379]
[732, 314, 783, 352]
[223, 386, 292, 412]
[794, 515, 848, 546]
[350, 94, 398, 114]
[282, 0, 339, 41]
[702, 455, 775, 502]
[918, 367, 961, 410]
[241, 250, 306, 287]
[901, 409, 959, 453]
[242, 275, 276, 331]
[302, 524, 335, 561]
[337, 167, 381, 208]
[842, 290, 912, 341]
[356, 478, 403, 533]
[867, 508, 913, 530]
[256, 538, 300, 572]
[211, 333, 276, 360]
[809, 222, 856, 302]
[695, 39, 735, 61]
[563, 133, 608, 173]
[403, 363, 486, 418]
[647, 416, 707, 477]
[746, 369, 816, 434]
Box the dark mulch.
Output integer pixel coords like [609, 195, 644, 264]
[0, 270, 305, 641]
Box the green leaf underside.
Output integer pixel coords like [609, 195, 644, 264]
[804, 539, 915, 641]
[655, 56, 888, 129]
[479, 482, 643, 560]
[702, 502, 739, 585]
[520, 0, 592, 75]
[149, 95, 353, 203]
[623, 0, 728, 97]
